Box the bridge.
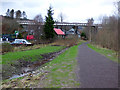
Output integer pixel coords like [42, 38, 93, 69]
[54, 22, 88, 26]
[17, 20, 98, 27]
[17, 20, 98, 30]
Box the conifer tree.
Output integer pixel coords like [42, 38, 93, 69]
[43, 6, 55, 40]
[6, 9, 10, 17]
[22, 11, 27, 19]
[10, 9, 14, 18]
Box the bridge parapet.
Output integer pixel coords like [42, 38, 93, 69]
[54, 22, 88, 26]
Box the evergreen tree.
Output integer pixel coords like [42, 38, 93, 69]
[10, 9, 14, 18]
[22, 11, 27, 19]
[43, 6, 55, 40]
[6, 9, 10, 17]
[81, 32, 86, 38]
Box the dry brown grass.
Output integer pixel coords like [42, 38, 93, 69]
[13, 44, 48, 52]
[51, 36, 80, 47]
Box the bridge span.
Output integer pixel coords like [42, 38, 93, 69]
[17, 20, 98, 27]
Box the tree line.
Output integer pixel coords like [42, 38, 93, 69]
[2, 9, 27, 35]
[91, 15, 118, 52]
[90, 2, 119, 52]
[6, 9, 27, 19]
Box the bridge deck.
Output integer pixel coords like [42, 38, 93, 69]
[17, 20, 98, 27]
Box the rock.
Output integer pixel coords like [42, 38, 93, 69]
[28, 73, 33, 77]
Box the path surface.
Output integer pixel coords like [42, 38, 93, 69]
[76, 42, 119, 88]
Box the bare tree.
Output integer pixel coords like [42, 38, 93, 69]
[58, 12, 65, 22]
[84, 18, 94, 40]
[16, 10, 22, 19]
[87, 18, 94, 25]
[91, 15, 118, 51]
[2, 17, 19, 34]
[34, 14, 43, 23]
[27, 14, 44, 43]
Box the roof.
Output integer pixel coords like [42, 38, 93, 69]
[54, 28, 65, 35]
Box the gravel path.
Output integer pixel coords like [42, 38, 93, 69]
[76, 42, 119, 88]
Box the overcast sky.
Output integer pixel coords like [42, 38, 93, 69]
[0, 0, 119, 23]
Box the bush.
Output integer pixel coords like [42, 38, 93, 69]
[81, 32, 86, 38]
[2, 43, 14, 53]
[52, 36, 78, 47]
[81, 32, 87, 40]
[18, 33, 23, 39]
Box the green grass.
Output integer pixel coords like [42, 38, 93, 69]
[87, 44, 118, 63]
[33, 43, 82, 88]
[2, 42, 82, 88]
[1, 45, 64, 64]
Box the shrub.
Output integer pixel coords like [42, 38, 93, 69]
[81, 32, 87, 40]
[81, 32, 86, 38]
[2, 43, 14, 53]
[52, 36, 78, 47]
[91, 15, 118, 51]
[18, 33, 23, 39]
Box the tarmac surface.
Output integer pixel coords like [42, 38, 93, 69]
[76, 42, 119, 88]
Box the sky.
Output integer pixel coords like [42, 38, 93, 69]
[0, 0, 119, 23]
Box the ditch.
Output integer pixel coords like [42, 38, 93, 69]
[2, 47, 68, 80]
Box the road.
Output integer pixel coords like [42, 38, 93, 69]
[76, 42, 119, 88]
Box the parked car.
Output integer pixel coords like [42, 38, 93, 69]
[2, 35, 15, 42]
[11, 39, 33, 46]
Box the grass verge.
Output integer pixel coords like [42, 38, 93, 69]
[39, 44, 81, 88]
[87, 44, 118, 63]
[2, 42, 82, 88]
[1, 45, 64, 64]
